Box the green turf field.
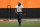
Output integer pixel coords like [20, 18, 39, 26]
[0, 21, 40, 27]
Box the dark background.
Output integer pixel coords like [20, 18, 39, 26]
[0, 8, 40, 19]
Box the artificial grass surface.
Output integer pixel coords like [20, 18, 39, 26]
[0, 21, 40, 27]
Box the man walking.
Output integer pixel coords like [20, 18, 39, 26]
[15, 1, 23, 26]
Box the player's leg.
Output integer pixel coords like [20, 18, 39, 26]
[17, 14, 19, 22]
[17, 13, 21, 26]
[18, 14, 22, 26]
[17, 13, 22, 26]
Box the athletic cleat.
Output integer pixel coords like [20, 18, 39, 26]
[19, 24, 21, 26]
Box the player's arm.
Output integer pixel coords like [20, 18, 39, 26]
[22, 6, 26, 16]
[23, 9, 26, 16]
[15, 6, 17, 14]
[15, 8, 17, 14]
